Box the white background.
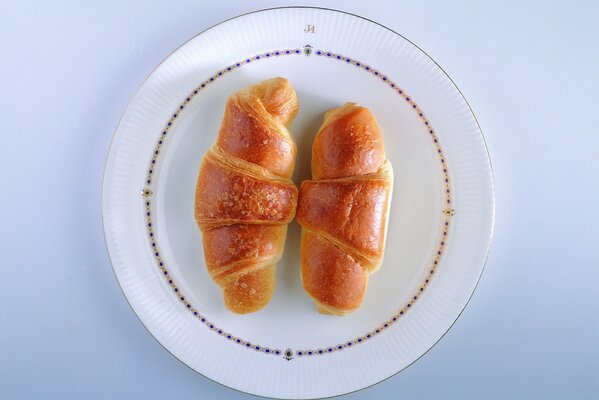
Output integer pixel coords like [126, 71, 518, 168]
[1, 1, 597, 399]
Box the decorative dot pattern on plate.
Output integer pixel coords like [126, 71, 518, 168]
[142, 45, 454, 360]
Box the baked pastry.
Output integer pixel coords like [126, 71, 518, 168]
[297, 103, 393, 315]
[194, 78, 299, 314]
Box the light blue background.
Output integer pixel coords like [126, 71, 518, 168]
[1, 1, 598, 399]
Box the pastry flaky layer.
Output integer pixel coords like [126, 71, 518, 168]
[297, 103, 393, 316]
[195, 77, 298, 314]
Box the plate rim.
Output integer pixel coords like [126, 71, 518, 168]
[101, 6, 495, 399]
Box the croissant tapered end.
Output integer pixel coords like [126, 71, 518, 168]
[248, 77, 299, 127]
[201, 224, 287, 314]
[301, 232, 367, 315]
[223, 265, 276, 314]
[312, 103, 385, 180]
[217, 77, 298, 178]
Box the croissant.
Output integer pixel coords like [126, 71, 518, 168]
[195, 78, 299, 314]
[297, 103, 393, 315]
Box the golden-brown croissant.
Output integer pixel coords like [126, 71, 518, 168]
[297, 103, 393, 315]
[195, 78, 299, 314]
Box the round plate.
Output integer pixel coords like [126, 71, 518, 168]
[102, 7, 494, 399]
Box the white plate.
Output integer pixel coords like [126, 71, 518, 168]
[102, 7, 494, 399]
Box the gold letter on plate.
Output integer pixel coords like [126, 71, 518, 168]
[304, 24, 315, 33]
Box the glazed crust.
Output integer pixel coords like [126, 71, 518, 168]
[298, 103, 393, 315]
[195, 149, 297, 229]
[297, 163, 392, 272]
[217, 80, 297, 178]
[312, 104, 385, 180]
[195, 78, 298, 314]
[300, 231, 367, 315]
